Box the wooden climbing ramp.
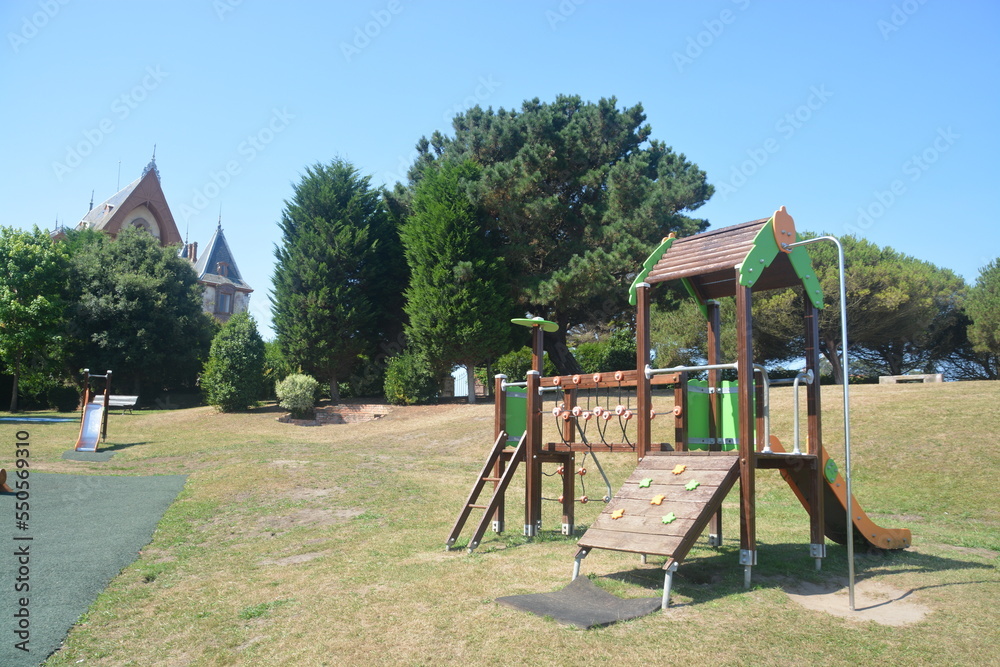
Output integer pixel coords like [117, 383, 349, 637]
[576, 451, 740, 560]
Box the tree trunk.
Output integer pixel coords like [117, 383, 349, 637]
[466, 365, 477, 404]
[821, 334, 844, 385]
[329, 376, 340, 404]
[9, 372, 18, 413]
[544, 328, 582, 376]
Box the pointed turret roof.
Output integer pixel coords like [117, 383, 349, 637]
[77, 161, 181, 246]
[193, 224, 252, 291]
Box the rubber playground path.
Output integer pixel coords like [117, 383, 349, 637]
[1, 471, 186, 666]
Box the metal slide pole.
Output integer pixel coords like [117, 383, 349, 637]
[784, 236, 855, 611]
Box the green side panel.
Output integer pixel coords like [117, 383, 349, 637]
[629, 235, 676, 306]
[718, 381, 747, 451]
[738, 219, 780, 288]
[680, 277, 708, 318]
[824, 458, 839, 484]
[787, 238, 825, 309]
[505, 389, 527, 445]
[686, 380, 710, 450]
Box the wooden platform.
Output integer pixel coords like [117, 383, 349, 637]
[576, 452, 740, 560]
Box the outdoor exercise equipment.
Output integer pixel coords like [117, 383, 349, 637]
[75, 369, 112, 452]
[447, 207, 911, 611]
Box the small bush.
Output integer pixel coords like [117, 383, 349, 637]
[276, 373, 320, 419]
[383, 352, 437, 405]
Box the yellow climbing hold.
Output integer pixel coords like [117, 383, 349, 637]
[672, 464, 687, 475]
[650, 494, 666, 506]
[611, 508, 626, 520]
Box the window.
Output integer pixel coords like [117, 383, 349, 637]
[217, 292, 232, 314]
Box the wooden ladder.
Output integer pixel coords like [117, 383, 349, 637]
[446, 431, 526, 552]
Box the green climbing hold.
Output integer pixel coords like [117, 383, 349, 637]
[639, 478, 653, 488]
[685, 480, 700, 491]
[824, 458, 839, 484]
[662, 512, 676, 524]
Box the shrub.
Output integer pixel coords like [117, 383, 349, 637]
[47, 384, 80, 412]
[201, 312, 267, 412]
[276, 373, 320, 419]
[492, 346, 556, 382]
[383, 352, 438, 405]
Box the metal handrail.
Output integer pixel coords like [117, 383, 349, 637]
[785, 234, 856, 610]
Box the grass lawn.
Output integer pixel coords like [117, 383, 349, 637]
[5, 381, 999, 666]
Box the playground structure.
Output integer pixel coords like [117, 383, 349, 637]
[75, 369, 112, 452]
[447, 207, 911, 608]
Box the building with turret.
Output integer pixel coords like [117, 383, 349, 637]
[60, 155, 252, 323]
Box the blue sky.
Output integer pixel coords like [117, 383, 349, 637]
[2, 0, 997, 340]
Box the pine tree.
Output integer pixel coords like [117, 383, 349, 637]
[392, 95, 713, 374]
[271, 160, 394, 402]
[400, 160, 514, 403]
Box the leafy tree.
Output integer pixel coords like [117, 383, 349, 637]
[0, 226, 69, 411]
[201, 312, 267, 411]
[967, 259, 1000, 367]
[392, 95, 713, 374]
[754, 235, 963, 384]
[67, 226, 215, 396]
[574, 328, 637, 374]
[400, 160, 514, 403]
[383, 351, 438, 405]
[272, 160, 398, 402]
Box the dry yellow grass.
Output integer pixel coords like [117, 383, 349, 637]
[9, 381, 998, 666]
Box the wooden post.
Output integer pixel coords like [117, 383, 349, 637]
[492, 374, 507, 533]
[673, 372, 688, 451]
[706, 300, 723, 546]
[706, 301, 722, 448]
[635, 282, 652, 460]
[804, 299, 826, 561]
[101, 370, 112, 442]
[735, 282, 757, 577]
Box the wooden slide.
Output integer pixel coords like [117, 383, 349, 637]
[576, 452, 740, 561]
[773, 438, 912, 550]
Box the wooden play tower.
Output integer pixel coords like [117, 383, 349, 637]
[447, 207, 910, 606]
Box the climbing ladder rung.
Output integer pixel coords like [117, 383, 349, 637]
[446, 432, 527, 551]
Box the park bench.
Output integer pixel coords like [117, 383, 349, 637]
[878, 374, 943, 385]
[93, 394, 140, 414]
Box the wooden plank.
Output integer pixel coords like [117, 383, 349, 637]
[624, 454, 738, 471]
[578, 528, 686, 556]
[539, 369, 680, 389]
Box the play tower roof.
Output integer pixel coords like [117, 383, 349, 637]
[629, 206, 824, 310]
